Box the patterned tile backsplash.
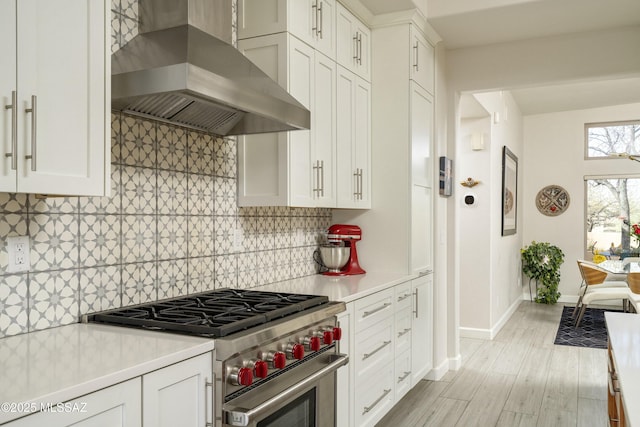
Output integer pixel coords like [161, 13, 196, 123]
[0, 113, 330, 338]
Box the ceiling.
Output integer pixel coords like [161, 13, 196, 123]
[358, 0, 640, 116]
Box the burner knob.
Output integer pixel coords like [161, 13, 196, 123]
[286, 342, 305, 360]
[305, 336, 321, 352]
[229, 367, 253, 386]
[253, 360, 269, 379]
[267, 351, 287, 369]
[332, 326, 343, 341]
[322, 330, 333, 345]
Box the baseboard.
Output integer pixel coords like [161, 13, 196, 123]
[426, 358, 450, 380]
[449, 354, 461, 371]
[460, 297, 522, 340]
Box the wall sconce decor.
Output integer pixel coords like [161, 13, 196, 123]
[460, 177, 480, 188]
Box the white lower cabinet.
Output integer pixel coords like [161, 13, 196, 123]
[6, 379, 142, 427]
[6, 352, 214, 427]
[341, 278, 433, 426]
[142, 352, 213, 427]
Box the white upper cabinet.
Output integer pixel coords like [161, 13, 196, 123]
[410, 26, 435, 94]
[0, 0, 109, 196]
[336, 66, 370, 209]
[238, 33, 337, 207]
[238, 0, 336, 60]
[336, 3, 370, 81]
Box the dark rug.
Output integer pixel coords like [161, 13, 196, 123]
[554, 306, 620, 349]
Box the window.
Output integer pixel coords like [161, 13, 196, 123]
[586, 177, 640, 258]
[585, 120, 640, 159]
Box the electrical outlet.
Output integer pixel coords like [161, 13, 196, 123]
[233, 228, 244, 252]
[7, 235, 30, 273]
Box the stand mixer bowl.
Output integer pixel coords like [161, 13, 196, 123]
[319, 245, 350, 272]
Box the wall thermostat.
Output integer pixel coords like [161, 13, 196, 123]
[464, 194, 476, 206]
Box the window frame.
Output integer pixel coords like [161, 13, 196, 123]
[584, 119, 640, 160]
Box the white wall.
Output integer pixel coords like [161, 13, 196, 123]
[523, 102, 640, 300]
[457, 92, 524, 336]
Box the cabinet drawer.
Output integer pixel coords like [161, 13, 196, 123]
[395, 351, 412, 402]
[354, 319, 394, 385]
[394, 281, 413, 312]
[354, 363, 394, 427]
[354, 288, 394, 332]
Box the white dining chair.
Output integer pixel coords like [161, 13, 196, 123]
[575, 261, 629, 327]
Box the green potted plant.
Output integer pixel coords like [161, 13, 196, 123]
[521, 241, 565, 304]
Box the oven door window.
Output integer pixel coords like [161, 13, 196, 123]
[257, 389, 316, 427]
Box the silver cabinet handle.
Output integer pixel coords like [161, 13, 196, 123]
[205, 378, 213, 427]
[413, 289, 419, 318]
[353, 32, 359, 60]
[318, 1, 323, 38]
[397, 328, 411, 338]
[362, 340, 391, 360]
[353, 169, 359, 198]
[397, 292, 411, 302]
[312, 1, 318, 35]
[398, 371, 411, 383]
[413, 42, 419, 71]
[313, 160, 320, 196]
[362, 389, 391, 415]
[362, 302, 391, 318]
[4, 90, 17, 170]
[25, 95, 37, 171]
[319, 160, 324, 197]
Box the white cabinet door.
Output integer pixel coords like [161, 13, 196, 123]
[237, 33, 315, 207]
[7, 378, 142, 427]
[312, 51, 336, 207]
[238, 0, 336, 60]
[336, 3, 370, 81]
[336, 303, 354, 427]
[0, 0, 17, 192]
[411, 274, 433, 385]
[14, 0, 108, 196]
[142, 352, 213, 427]
[410, 27, 435, 95]
[336, 66, 370, 209]
[410, 82, 433, 188]
[411, 184, 432, 274]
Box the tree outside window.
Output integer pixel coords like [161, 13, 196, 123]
[585, 120, 640, 258]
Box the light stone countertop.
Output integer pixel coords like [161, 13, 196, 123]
[256, 271, 417, 303]
[0, 271, 413, 424]
[605, 312, 640, 426]
[0, 323, 214, 425]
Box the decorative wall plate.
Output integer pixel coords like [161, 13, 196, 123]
[536, 185, 570, 216]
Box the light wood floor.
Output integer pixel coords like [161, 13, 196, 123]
[376, 301, 608, 427]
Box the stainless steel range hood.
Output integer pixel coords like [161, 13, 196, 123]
[111, 0, 310, 136]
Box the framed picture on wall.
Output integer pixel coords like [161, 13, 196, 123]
[502, 146, 518, 236]
[439, 156, 453, 197]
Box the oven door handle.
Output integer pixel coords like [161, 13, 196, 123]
[223, 353, 349, 427]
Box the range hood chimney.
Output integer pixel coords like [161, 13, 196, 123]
[111, 0, 310, 136]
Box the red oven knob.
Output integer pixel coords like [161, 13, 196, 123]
[287, 343, 305, 360]
[229, 367, 253, 386]
[305, 336, 321, 351]
[322, 330, 333, 345]
[253, 360, 269, 379]
[332, 327, 342, 341]
[267, 351, 287, 369]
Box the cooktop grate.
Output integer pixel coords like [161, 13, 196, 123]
[87, 288, 329, 337]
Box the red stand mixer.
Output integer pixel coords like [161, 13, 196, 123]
[321, 224, 366, 276]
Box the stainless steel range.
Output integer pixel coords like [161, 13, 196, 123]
[86, 288, 347, 427]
